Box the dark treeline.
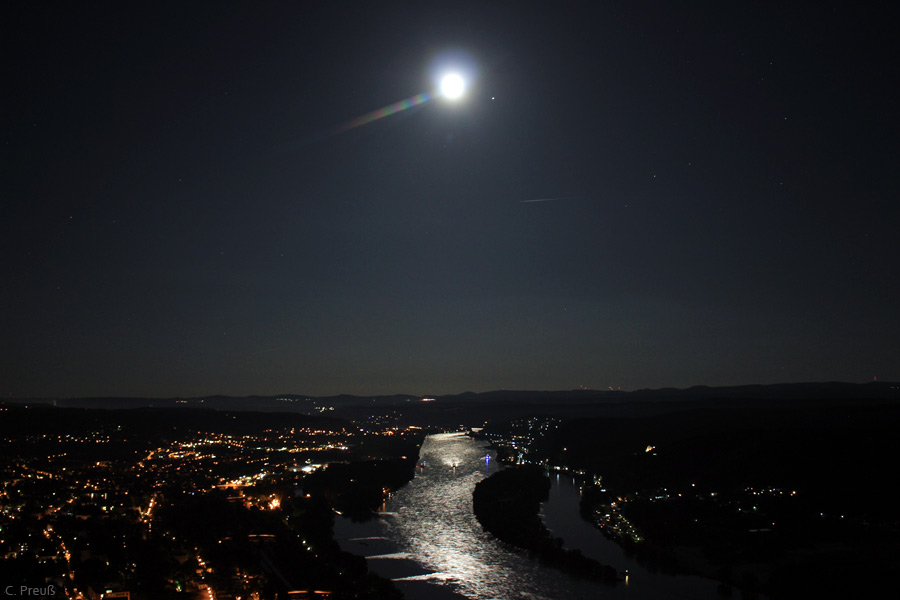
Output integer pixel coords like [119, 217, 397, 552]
[473, 466, 619, 583]
[303, 452, 422, 520]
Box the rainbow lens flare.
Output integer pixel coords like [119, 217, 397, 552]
[337, 92, 434, 134]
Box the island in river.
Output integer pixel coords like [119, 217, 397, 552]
[473, 465, 619, 583]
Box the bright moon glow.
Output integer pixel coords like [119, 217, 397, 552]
[440, 73, 465, 99]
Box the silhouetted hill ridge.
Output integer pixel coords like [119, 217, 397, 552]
[6, 381, 897, 414]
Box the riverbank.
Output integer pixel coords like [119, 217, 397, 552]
[473, 466, 619, 583]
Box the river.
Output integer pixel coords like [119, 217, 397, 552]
[334, 432, 723, 599]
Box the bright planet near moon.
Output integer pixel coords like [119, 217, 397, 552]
[440, 73, 465, 99]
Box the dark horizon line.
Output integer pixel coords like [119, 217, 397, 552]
[4, 379, 896, 403]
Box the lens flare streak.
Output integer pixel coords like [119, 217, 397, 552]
[337, 92, 433, 134]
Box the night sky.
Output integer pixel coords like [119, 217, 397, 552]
[4, 2, 898, 398]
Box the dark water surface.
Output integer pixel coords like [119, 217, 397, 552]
[335, 432, 722, 599]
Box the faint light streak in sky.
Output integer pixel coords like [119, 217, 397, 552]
[519, 196, 575, 203]
[281, 91, 436, 151]
[337, 91, 434, 134]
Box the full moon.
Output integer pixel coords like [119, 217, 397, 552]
[440, 73, 465, 99]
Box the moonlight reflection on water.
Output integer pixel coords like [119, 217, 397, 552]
[338, 433, 614, 599]
[336, 433, 721, 599]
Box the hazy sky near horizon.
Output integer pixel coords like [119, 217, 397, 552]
[4, 1, 898, 398]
